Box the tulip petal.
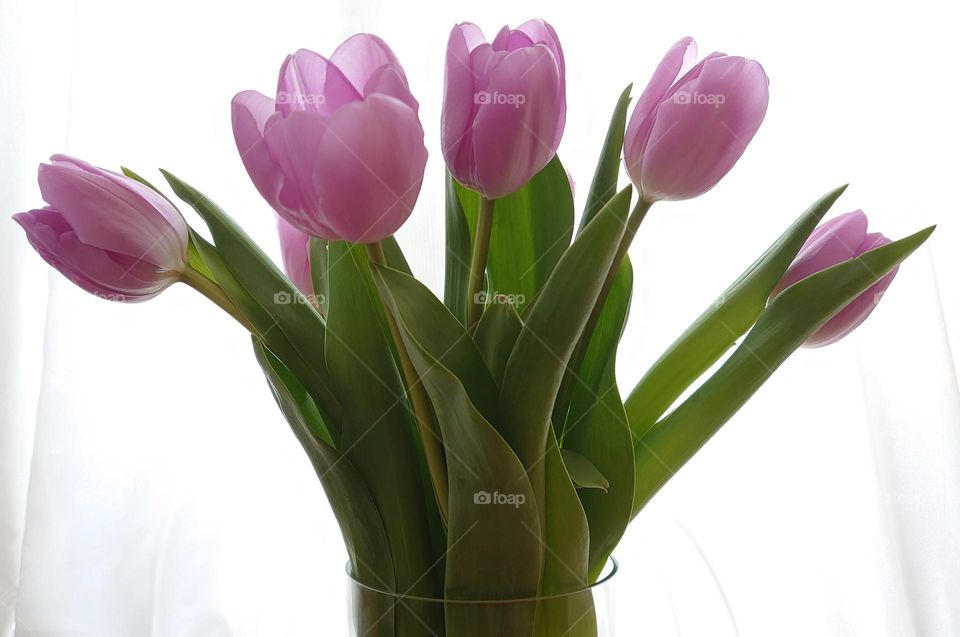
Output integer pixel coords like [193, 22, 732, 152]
[276, 49, 361, 117]
[515, 19, 566, 80]
[805, 233, 898, 347]
[639, 55, 769, 201]
[469, 44, 563, 198]
[14, 209, 170, 301]
[310, 94, 427, 243]
[624, 36, 697, 181]
[49, 154, 188, 251]
[331, 33, 404, 93]
[441, 23, 486, 172]
[276, 215, 315, 297]
[491, 26, 535, 52]
[262, 112, 339, 238]
[772, 210, 869, 295]
[363, 64, 419, 111]
[232, 90, 293, 216]
[38, 160, 186, 270]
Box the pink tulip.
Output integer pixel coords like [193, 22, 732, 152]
[12, 155, 188, 302]
[442, 19, 565, 199]
[771, 210, 899, 348]
[624, 37, 769, 202]
[232, 34, 427, 244]
[277, 215, 314, 298]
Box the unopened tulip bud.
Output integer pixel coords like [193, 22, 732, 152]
[13, 155, 188, 302]
[771, 210, 899, 347]
[624, 37, 769, 202]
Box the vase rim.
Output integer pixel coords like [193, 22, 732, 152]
[345, 556, 618, 605]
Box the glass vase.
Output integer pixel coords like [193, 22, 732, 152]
[346, 557, 618, 636]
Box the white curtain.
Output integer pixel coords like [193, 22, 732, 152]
[1, 0, 957, 634]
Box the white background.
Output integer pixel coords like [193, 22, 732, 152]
[1, 0, 958, 634]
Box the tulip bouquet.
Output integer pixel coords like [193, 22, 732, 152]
[12, 19, 934, 637]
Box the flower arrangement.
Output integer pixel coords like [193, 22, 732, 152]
[12, 19, 934, 636]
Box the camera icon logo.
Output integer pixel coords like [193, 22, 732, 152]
[273, 291, 293, 305]
[473, 490, 492, 505]
[474, 91, 492, 105]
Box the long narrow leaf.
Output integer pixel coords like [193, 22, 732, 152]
[579, 84, 632, 233]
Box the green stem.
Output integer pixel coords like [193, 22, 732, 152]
[366, 241, 449, 523]
[466, 196, 496, 334]
[554, 197, 654, 439]
[181, 267, 259, 334]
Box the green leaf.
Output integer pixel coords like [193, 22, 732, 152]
[473, 301, 524, 387]
[580, 84, 632, 233]
[562, 259, 635, 579]
[371, 264, 501, 430]
[396, 316, 543, 635]
[499, 186, 632, 469]
[444, 171, 473, 325]
[632, 225, 936, 517]
[186, 231, 216, 281]
[162, 171, 341, 429]
[121, 166, 180, 209]
[534, 428, 596, 636]
[455, 156, 575, 313]
[624, 185, 848, 440]
[324, 241, 443, 601]
[498, 185, 631, 601]
[560, 449, 610, 491]
[381, 235, 412, 275]
[251, 340, 395, 636]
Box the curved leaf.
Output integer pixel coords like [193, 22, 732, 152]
[371, 264, 501, 430]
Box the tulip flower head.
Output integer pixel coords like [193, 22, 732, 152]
[13, 155, 189, 302]
[771, 210, 899, 347]
[442, 19, 566, 199]
[624, 37, 769, 202]
[232, 34, 428, 244]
